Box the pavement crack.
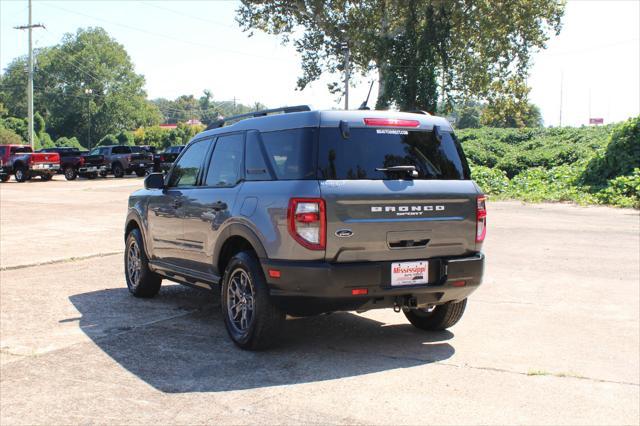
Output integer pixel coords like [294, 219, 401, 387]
[0, 251, 123, 271]
[325, 346, 639, 387]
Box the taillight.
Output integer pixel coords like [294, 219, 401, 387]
[287, 198, 326, 250]
[78, 156, 85, 166]
[476, 195, 487, 243]
[364, 118, 420, 127]
[160, 155, 166, 162]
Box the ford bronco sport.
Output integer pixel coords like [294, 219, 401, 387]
[124, 106, 486, 350]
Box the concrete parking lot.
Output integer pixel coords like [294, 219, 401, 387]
[0, 176, 638, 425]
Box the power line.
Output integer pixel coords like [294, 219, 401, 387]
[38, 2, 289, 62]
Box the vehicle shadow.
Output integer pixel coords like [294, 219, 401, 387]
[68, 285, 455, 393]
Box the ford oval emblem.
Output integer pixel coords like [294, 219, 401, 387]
[335, 229, 354, 238]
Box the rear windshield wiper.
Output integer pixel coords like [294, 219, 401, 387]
[375, 165, 419, 178]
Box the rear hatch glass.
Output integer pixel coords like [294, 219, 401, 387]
[318, 128, 469, 180]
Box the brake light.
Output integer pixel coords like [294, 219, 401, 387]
[287, 198, 326, 250]
[78, 156, 85, 166]
[476, 195, 487, 242]
[364, 118, 420, 128]
[160, 155, 166, 162]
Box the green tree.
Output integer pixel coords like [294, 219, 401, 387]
[455, 101, 483, 129]
[0, 27, 161, 148]
[237, 0, 564, 111]
[480, 77, 542, 128]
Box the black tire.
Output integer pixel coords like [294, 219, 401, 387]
[14, 166, 29, 183]
[124, 228, 162, 298]
[64, 166, 77, 181]
[221, 251, 285, 350]
[112, 163, 125, 178]
[1, 175, 10, 182]
[41, 174, 53, 181]
[404, 299, 467, 331]
[135, 169, 146, 177]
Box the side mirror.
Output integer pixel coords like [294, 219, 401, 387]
[144, 173, 165, 190]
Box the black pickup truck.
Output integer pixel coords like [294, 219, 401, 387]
[89, 145, 153, 178]
[39, 147, 106, 180]
[153, 145, 184, 172]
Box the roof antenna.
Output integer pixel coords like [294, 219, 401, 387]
[358, 81, 375, 110]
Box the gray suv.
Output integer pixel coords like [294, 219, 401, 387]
[124, 106, 486, 349]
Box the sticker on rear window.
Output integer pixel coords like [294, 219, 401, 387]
[376, 129, 408, 135]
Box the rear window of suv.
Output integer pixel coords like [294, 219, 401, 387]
[318, 128, 470, 180]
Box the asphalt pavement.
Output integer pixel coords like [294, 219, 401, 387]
[1, 176, 638, 425]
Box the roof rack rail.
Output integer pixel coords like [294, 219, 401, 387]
[206, 105, 312, 130]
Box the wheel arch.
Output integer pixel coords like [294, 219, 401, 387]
[124, 210, 151, 258]
[214, 223, 268, 277]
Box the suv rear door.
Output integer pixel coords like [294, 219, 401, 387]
[318, 124, 479, 263]
[180, 132, 245, 276]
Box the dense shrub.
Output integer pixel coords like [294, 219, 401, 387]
[55, 136, 83, 149]
[0, 126, 23, 144]
[461, 117, 639, 208]
[470, 165, 509, 195]
[593, 169, 640, 208]
[582, 117, 640, 186]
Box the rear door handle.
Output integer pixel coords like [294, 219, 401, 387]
[211, 201, 227, 211]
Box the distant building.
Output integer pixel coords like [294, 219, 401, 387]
[158, 119, 202, 130]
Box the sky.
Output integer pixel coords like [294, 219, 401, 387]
[1, 0, 639, 127]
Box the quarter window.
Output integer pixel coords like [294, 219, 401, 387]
[204, 133, 244, 187]
[261, 128, 316, 180]
[168, 140, 210, 187]
[245, 130, 272, 181]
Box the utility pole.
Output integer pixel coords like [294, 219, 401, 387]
[84, 88, 93, 149]
[15, 0, 45, 149]
[342, 43, 350, 110]
[559, 71, 564, 127]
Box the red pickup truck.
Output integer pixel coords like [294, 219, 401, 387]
[0, 145, 61, 182]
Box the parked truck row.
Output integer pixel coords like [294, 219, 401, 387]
[0, 144, 185, 183]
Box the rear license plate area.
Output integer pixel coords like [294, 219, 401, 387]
[391, 261, 429, 286]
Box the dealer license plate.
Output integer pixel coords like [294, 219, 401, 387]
[391, 261, 429, 286]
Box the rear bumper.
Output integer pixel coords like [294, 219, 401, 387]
[29, 164, 59, 174]
[129, 162, 152, 171]
[261, 253, 484, 315]
[79, 165, 107, 173]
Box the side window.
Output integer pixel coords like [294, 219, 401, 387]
[245, 130, 272, 181]
[89, 148, 100, 156]
[168, 140, 210, 187]
[204, 133, 244, 187]
[261, 128, 316, 180]
[112, 146, 131, 154]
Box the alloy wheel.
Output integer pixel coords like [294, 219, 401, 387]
[226, 268, 255, 334]
[127, 240, 142, 286]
